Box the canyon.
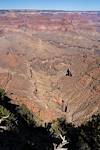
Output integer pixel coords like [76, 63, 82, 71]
[0, 10, 100, 125]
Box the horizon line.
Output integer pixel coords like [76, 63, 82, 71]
[0, 9, 100, 12]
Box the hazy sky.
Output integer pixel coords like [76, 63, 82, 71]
[0, 0, 100, 10]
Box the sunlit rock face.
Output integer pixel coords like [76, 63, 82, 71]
[0, 10, 100, 125]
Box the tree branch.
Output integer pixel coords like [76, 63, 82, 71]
[53, 134, 68, 150]
[0, 115, 9, 124]
[0, 115, 9, 131]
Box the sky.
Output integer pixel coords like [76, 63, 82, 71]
[0, 0, 100, 11]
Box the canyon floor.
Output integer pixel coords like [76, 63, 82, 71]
[0, 10, 100, 125]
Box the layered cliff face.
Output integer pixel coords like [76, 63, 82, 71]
[0, 11, 99, 33]
[0, 11, 100, 125]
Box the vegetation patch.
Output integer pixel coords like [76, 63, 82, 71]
[0, 89, 99, 150]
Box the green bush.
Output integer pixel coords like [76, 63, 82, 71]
[0, 88, 6, 100]
[17, 104, 41, 127]
[0, 105, 17, 131]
